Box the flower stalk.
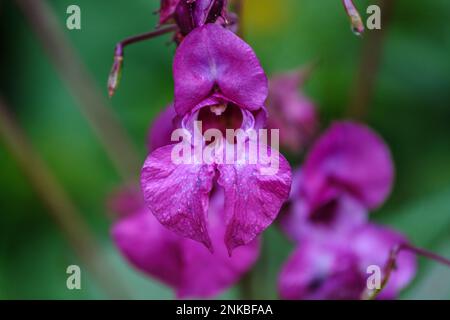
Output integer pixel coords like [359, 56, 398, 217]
[108, 25, 178, 97]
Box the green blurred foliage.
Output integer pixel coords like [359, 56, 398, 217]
[0, 0, 449, 299]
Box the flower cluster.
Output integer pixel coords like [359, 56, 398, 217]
[105, 1, 441, 300]
[277, 122, 417, 299]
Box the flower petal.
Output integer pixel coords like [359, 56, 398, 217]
[141, 144, 216, 250]
[280, 169, 367, 241]
[303, 121, 394, 210]
[177, 189, 260, 298]
[217, 145, 292, 253]
[350, 224, 417, 299]
[112, 209, 183, 288]
[111, 187, 259, 298]
[173, 23, 268, 115]
[278, 238, 365, 300]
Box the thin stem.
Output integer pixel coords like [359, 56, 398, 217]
[108, 25, 177, 97]
[14, 0, 140, 182]
[119, 26, 177, 51]
[0, 96, 129, 299]
[404, 244, 450, 268]
[364, 243, 450, 300]
[347, 0, 395, 120]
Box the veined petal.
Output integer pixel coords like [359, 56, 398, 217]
[173, 23, 268, 115]
[177, 189, 260, 298]
[217, 144, 292, 253]
[141, 144, 216, 250]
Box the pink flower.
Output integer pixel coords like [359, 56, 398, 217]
[141, 24, 292, 254]
[281, 121, 394, 241]
[110, 187, 260, 298]
[267, 68, 319, 153]
[278, 224, 416, 300]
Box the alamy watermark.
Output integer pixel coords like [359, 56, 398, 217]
[66, 5, 81, 30]
[66, 265, 81, 290]
[169, 121, 281, 176]
[366, 265, 382, 290]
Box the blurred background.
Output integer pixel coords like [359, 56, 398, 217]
[0, 0, 449, 299]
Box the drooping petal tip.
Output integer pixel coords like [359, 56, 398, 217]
[141, 144, 216, 251]
[218, 145, 292, 254]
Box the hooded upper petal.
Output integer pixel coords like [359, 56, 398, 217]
[141, 144, 216, 249]
[173, 23, 268, 115]
[217, 144, 292, 253]
[303, 121, 394, 211]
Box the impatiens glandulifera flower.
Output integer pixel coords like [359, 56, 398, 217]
[280, 121, 394, 241]
[267, 67, 319, 153]
[341, 0, 364, 35]
[141, 24, 292, 254]
[110, 187, 260, 298]
[278, 224, 417, 300]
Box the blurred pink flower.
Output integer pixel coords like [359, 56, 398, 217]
[267, 68, 318, 153]
[110, 187, 260, 298]
[278, 224, 416, 300]
[281, 121, 394, 241]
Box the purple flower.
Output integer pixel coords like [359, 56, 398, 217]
[267, 68, 318, 153]
[278, 224, 416, 300]
[110, 187, 260, 298]
[159, 0, 229, 36]
[141, 24, 292, 254]
[281, 121, 394, 241]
